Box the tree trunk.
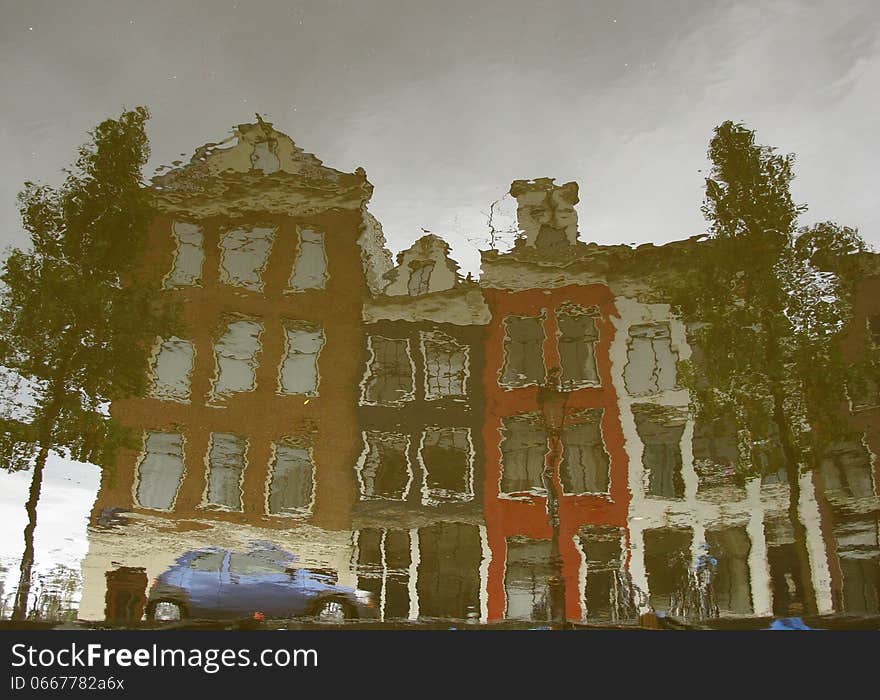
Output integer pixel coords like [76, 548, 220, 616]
[761, 304, 820, 617]
[11, 379, 64, 623]
[772, 392, 820, 616]
[11, 442, 51, 621]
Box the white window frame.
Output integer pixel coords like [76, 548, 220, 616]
[360, 335, 416, 406]
[277, 322, 324, 397]
[200, 432, 248, 512]
[264, 441, 316, 518]
[131, 430, 187, 512]
[355, 430, 414, 501]
[419, 330, 470, 401]
[418, 426, 475, 506]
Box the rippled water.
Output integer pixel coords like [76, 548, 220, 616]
[1, 2, 879, 631]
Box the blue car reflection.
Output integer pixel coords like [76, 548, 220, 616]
[146, 545, 377, 623]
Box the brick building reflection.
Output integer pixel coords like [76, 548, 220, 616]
[479, 179, 632, 623]
[353, 235, 489, 622]
[81, 121, 879, 624]
[83, 121, 391, 619]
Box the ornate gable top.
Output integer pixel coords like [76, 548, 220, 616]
[150, 116, 373, 219]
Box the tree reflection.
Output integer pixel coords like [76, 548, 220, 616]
[0, 107, 176, 620]
[667, 120, 870, 616]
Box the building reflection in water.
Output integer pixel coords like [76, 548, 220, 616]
[78, 120, 879, 625]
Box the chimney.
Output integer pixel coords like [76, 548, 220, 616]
[509, 178, 579, 250]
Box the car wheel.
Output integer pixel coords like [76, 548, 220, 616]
[314, 599, 352, 623]
[148, 600, 185, 622]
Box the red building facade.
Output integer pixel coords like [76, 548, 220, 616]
[479, 179, 632, 622]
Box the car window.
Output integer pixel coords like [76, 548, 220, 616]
[188, 551, 226, 572]
[229, 552, 286, 575]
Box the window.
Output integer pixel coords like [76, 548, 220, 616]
[421, 331, 468, 400]
[500, 314, 545, 388]
[556, 306, 599, 389]
[289, 229, 328, 291]
[419, 427, 473, 505]
[165, 221, 204, 288]
[499, 413, 547, 496]
[868, 315, 880, 348]
[354, 529, 413, 620]
[765, 539, 806, 616]
[504, 538, 554, 621]
[840, 555, 880, 615]
[643, 527, 693, 614]
[578, 527, 627, 622]
[218, 226, 275, 291]
[357, 431, 412, 501]
[250, 140, 280, 173]
[188, 551, 226, 572]
[278, 323, 323, 396]
[205, 432, 247, 511]
[212, 319, 262, 399]
[820, 440, 875, 498]
[266, 443, 314, 517]
[834, 519, 879, 615]
[150, 337, 195, 403]
[624, 323, 678, 396]
[753, 425, 788, 484]
[407, 262, 435, 296]
[229, 552, 285, 576]
[559, 409, 610, 494]
[417, 523, 482, 620]
[361, 336, 414, 405]
[848, 373, 880, 411]
[633, 404, 685, 499]
[706, 527, 753, 615]
[135, 431, 185, 510]
[692, 416, 741, 495]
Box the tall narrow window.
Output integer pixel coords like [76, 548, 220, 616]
[643, 527, 693, 614]
[419, 427, 473, 505]
[278, 323, 323, 396]
[820, 440, 875, 498]
[357, 431, 412, 501]
[266, 442, 314, 516]
[407, 262, 435, 296]
[165, 221, 204, 288]
[289, 229, 328, 291]
[624, 323, 678, 396]
[421, 331, 468, 400]
[361, 336, 414, 405]
[556, 306, 599, 388]
[692, 416, 741, 495]
[706, 527, 753, 615]
[560, 409, 610, 494]
[135, 431, 185, 510]
[834, 519, 880, 615]
[219, 226, 275, 291]
[505, 537, 554, 621]
[500, 315, 545, 388]
[633, 404, 685, 499]
[868, 314, 880, 348]
[578, 527, 625, 621]
[499, 413, 547, 496]
[354, 529, 412, 620]
[205, 432, 247, 511]
[417, 523, 482, 620]
[754, 424, 789, 485]
[849, 374, 880, 411]
[150, 337, 195, 403]
[212, 319, 262, 398]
